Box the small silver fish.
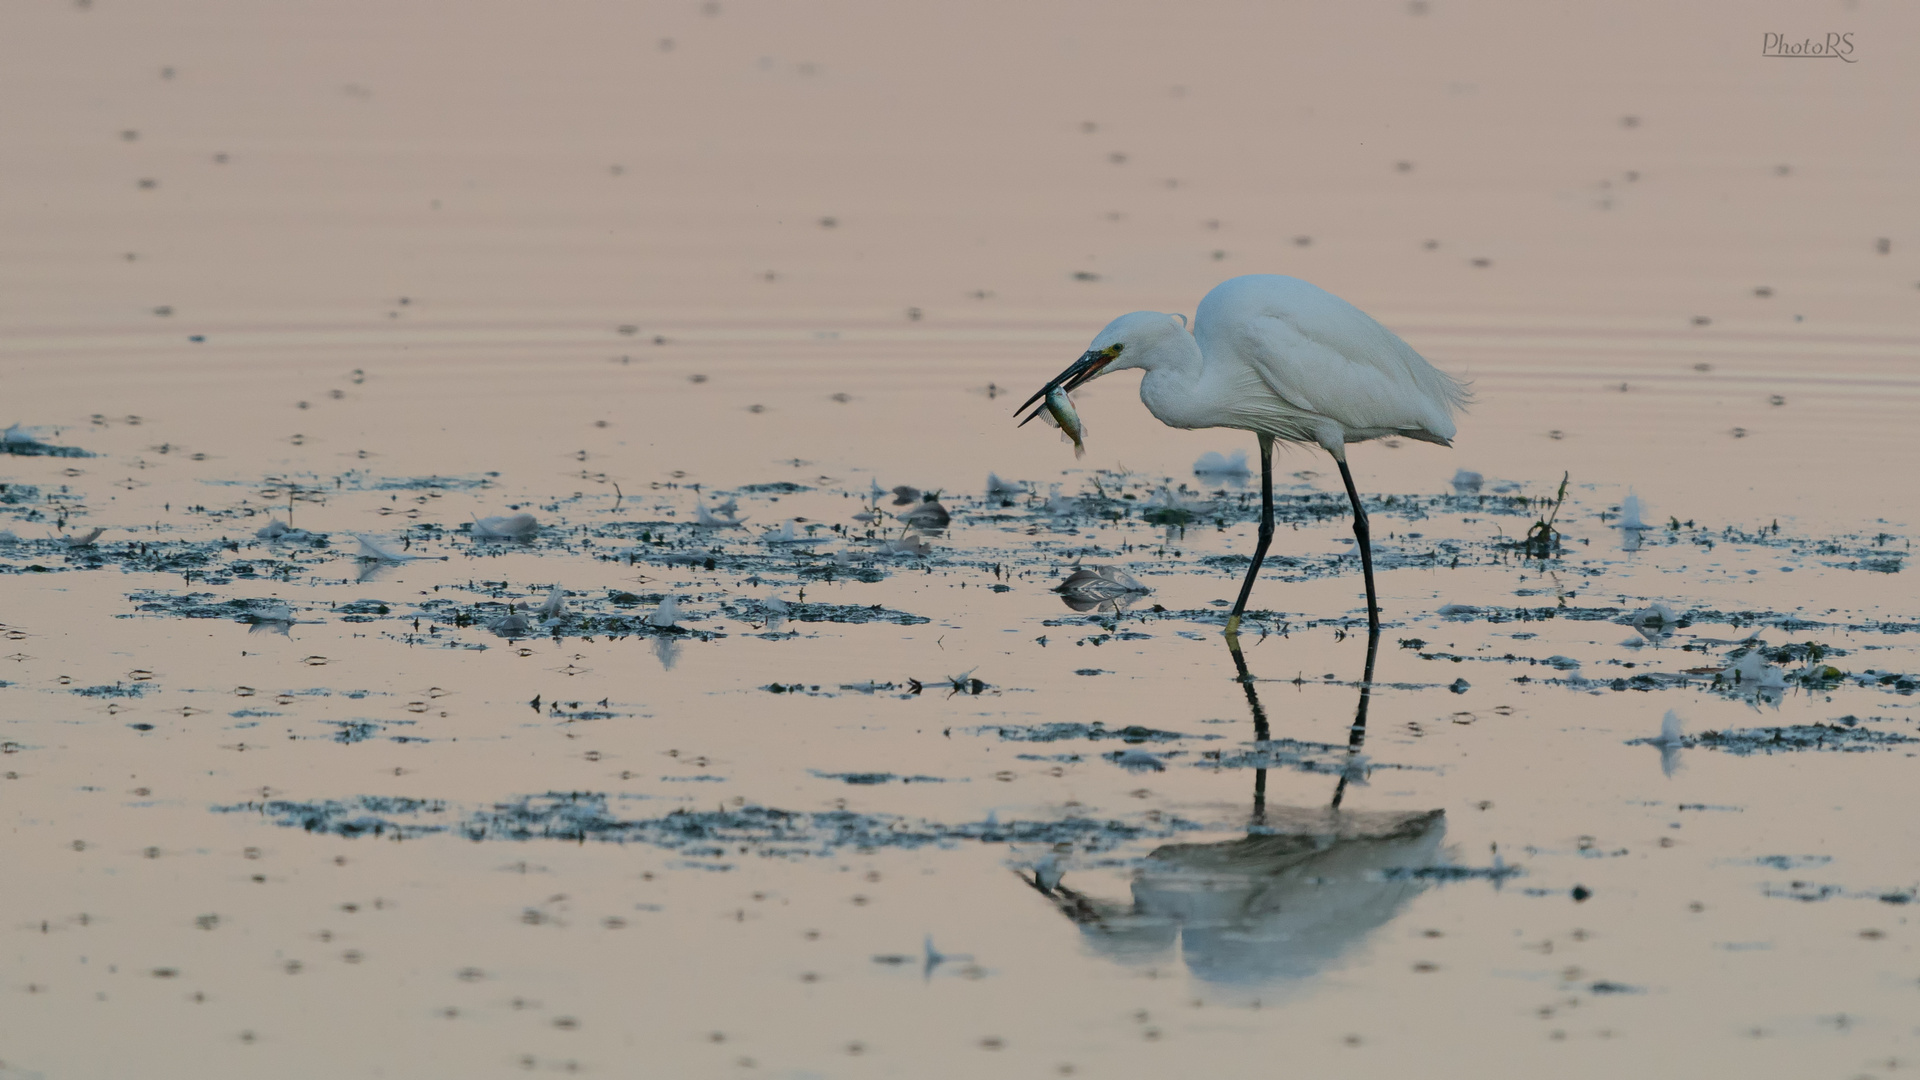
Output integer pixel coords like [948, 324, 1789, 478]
[1045, 386, 1087, 459]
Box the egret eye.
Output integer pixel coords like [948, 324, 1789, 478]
[1105, 344, 1124, 358]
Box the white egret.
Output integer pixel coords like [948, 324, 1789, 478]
[1018, 275, 1470, 634]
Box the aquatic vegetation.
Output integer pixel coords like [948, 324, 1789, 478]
[1628, 721, 1916, 754]
[217, 793, 1214, 859]
[1, 424, 92, 457]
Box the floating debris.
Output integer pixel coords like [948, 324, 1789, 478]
[884, 533, 934, 556]
[471, 513, 539, 540]
[1111, 749, 1166, 772]
[648, 596, 682, 628]
[1144, 487, 1209, 525]
[986, 473, 1024, 497]
[532, 585, 566, 620]
[1624, 602, 1678, 629]
[487, 607, 531, 636]
[1649, 709, 1686, 776]
[1449, 469, 1483, 494]
[245, 603, 296, 636]
[1194, 449, 1250, 478]
[760, 520, 805, 544]
[696, 503, 749, 527]
[355, 534, 423, 562]
[900, 499, 951, 530]
[255, 518, 315, 543]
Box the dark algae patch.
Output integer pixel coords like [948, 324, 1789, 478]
[216, 793, 1210, 858]
[1628, 723, 1918, 755]
[809, 771, 952, 785]
[977, 722, 1208, 743]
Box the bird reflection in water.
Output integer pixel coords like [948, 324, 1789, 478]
[1020, 622, 1446, 989]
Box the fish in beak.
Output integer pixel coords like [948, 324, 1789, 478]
[1014, 347, 1117, 427]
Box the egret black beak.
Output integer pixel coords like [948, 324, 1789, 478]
[1014, 349, 1113, 427]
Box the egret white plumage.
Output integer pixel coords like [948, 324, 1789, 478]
[1018, 275, 1469, 634]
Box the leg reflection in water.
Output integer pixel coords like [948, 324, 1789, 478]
[1231, 623, 1382, 817]
[1330, 625, 1382, 809]
[1018, 622, 1441, 990]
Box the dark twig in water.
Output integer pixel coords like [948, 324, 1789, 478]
[1521, 471, 1569, 558]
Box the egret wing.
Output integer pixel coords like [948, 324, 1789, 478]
[1196, 276, 1468, 440]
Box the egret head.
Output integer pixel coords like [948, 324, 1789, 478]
[1014, 311, 1190, 422]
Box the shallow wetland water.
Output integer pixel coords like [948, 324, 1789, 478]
[4, 2, 1920, 1077]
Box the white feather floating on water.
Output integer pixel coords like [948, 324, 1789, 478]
[1617, 493, 1650, 551]
[761, 520, 803, 544]
[1041, 484, 1077, 516]
[1148, 486, 1209, 515]
[648, 596, 682, 628]
[60, 528, 104, 548]
[986, 473, 1024, 496]
[1725, 648, 1787, 696]
[487, 607, 531, 635]
[1651, 709, 1686, 777]
[885, 533, 933, 556]
[1450, 469, 1484, 494]
[1618, 493, 1646, 531]
[472, 513, 539, 540]
[696, 503, 748, 528]
[246, 604, 296, 636]
[1655, 709, 1685, 745]
[1032, 853, 1064, 892]
[1193, 449, 1250, 477]
[255, 518, 314, 543]
[763, 595, 790, 629]
[0, 530, 18, 545]
[1113, 750, 1165, 773]
[533, 586, 565, 620]
[354, 534, 421, 562]
[1625, 602, 1677, 628]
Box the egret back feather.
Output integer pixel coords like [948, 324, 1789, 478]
[1193, 275, 1470, 455]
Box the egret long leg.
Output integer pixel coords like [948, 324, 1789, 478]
[1335, 458, 1381, 632]
[1224, 434, 1276, 641]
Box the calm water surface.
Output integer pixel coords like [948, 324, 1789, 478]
[4, 2, 1919, 1077]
